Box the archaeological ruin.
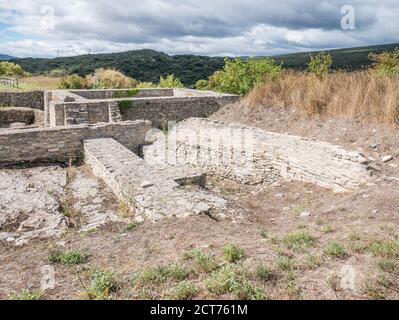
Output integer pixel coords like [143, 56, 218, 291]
[0, 88, 375, 245]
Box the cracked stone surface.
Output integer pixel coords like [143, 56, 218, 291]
[0, 166, 67, 246]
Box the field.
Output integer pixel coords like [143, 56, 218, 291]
[0, 76, 61, 91]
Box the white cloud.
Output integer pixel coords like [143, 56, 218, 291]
[0, 0, 398, 57]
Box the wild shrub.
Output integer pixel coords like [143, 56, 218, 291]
[369, 48, 399, 76]
[207, 57, 282, 95]
[307, 51, 332, 78]
[59, 74, 85, 89]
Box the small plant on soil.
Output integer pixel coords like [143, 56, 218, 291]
[133, 263, 189, 288]
[183, 249, 219, 273]
[304, 255, 323, 270]
[275, 256, 296, 272]
[377, 259, 398, 274]
[327, 273, 342, 292]
[223, 244, 246, 263]
[321, 224, 335, 234]
[124, 221, 143, 231]
[205, 264, 242, 295]
[86, 270, 119, 300]
[167, 281, 197, 300]
[370, 239, 399, 258]
[323, 242, 348, 259]
[10, 289, 43, 300]
[283, 231, 316, 251]
[49, 249, 89, 266]
[255, 264, 275, 282]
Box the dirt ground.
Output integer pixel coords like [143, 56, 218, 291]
[1, 103, 398, 300]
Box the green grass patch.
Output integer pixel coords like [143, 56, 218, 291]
[370, 239, 399, 258]
[323, 242, 348, 259]
[167, 281, 197, 300]
[223, 244, 246, 263]
[133, 263, 189, 287]
[183, 249, 219, 273]
[48, 249, 89, 266]
[377, 259, 398, 274]
[255, 264, 275, 282]
[275, 256, 296, 272]
[283, 231, 316, 251]
[10, 289, 43, 300]
[87, 270, 118, 300]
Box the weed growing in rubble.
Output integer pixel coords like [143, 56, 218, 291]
[86, 270, 119, 300]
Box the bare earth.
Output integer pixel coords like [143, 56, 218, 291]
[1, 103, 398, 300]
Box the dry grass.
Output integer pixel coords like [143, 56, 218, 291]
[245, 71, 399, 124]
[19, 76, 62, 89]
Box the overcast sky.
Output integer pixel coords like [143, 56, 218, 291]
[0, 0, 398, 58]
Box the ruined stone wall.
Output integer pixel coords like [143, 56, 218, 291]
[119, 96, 239, 128]
[70, 88, 174, 100]
[0, 120, 152, 165]
[0, 91, 44, 110]
[144, 118, 371, 192]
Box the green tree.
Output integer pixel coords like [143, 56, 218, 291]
[307, 52, 333, 78]
[0, 61, 26, 77]
[369, 48, 399, 76]
[159, 74, 185, 88]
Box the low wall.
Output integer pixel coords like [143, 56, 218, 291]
[70, 88, 174, 100]
[0, 108, 35, 126]
[144, 118, 371, 192]
[0, 91, 44, 110]
[0, 120, 152, 165]
[48, 89, 239, 128]
[119, 96, 238, 128]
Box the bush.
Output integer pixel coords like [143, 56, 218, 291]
[48, 68, 68, 77]
[369, 49, 399, 77]
[0, 61, 27, 77]
[159, 74, 184, 88]
[59, 74, 85, 89]
[207, 57, 282, 95]
[195, 79, 209, 90]
[308, 52, 333, 78]
[85, 68, 138, 89]
[223, 244, 246, 263]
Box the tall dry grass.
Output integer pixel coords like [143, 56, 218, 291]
[245, 71, 399, 125]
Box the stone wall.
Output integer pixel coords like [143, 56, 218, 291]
[71, 88, 174, 100]
[144, 118, 371, 192]
[119, 95, 239, 128]
[0, 120, 152, 165]
[47, 89, 239, 128]
[0, 91, 44, 110]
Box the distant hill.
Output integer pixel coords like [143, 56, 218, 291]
[272, 43, 399, 71]
[13, 50, 225, 86]
[0, 54, 16, 60]
[10, 43, 399, 85]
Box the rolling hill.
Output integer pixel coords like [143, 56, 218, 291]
[8, 43, 399, 85]
[273, 43, 399, 71]
[0, 54, 16, 60]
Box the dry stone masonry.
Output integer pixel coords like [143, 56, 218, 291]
[0, 120, 151, 165]
[45, 88, 239, 128]
[84, 138, 231, 222]
[144, 118, 372, 192]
